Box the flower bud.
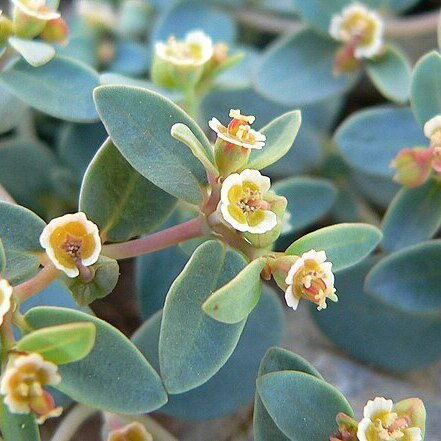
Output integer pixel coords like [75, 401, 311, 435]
[391, 147, 432, 188]
[330, 412, 358, 441]
[40, 16, 69, 44]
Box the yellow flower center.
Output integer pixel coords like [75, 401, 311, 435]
[227, 181, 267, 227]
[340, 11, 377, 47]
[48, 221, 97, 270]
[165, 36, 205, 63]
[292, 259, 329, 307]
[226, 119, 258, 145]
[367, 412, 410, 441]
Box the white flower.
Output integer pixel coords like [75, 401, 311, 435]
[209, 109, 266, 150]
[358, 397, 422, 441]
[0, 353, 62, 423]
[423, 114, 441, 142]
[284, 249, 337, 311]
[329, 3, 384, 59]
[0, 279, 12, 326]
[155, 30, 213, 66]
[219, 169, 277, 234]
[39, 212, 101, 278]
[11, 0, 60, 20]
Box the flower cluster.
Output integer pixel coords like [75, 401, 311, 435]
[392, 114, 441, 187]
[0, 353, 62, 424]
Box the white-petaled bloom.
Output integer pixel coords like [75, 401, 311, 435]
[76, 0, 118, 30]
[219, 169, 277, 234]
[209, 109, 266, 150]
[11, 0, 60, 20]
[39, 212, 101, 278]
[108, 421, 153, 441]
[358, 397, 422, 441]
[284, 250, 337, 311]
[155, 30, 213, 67]
[329, 2, 384, 59]
[0, 279, 12, 326]
[0, 353, 62, 423]
[423, 114, 441, 146]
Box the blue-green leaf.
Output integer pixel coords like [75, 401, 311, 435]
[0, 56, 99, 122]
[382, 179, 441, 252]
[286, 223, 382, 272]
[93, 85, 209, 205]
[159, 241, 248, 394]
[366, 45, 411, 104]
[25, 307, 167, 413]
[109, 41, 150, 76]
[254, 29, 356, 106]
[0, 83, 27, 135]
[334, 106, 426, 177]
[8, 37, 55, 67]
[411, 51, 441, 126]
[0, 401, 40, 441]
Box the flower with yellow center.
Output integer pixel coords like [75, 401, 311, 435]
[329, 3, 384, 59]
[155, 30, 213, 67]
[219, 169, 277, 234]
[108, 421, 153, 441]
[0, 279, 12, 326]
[357, 397, 423, 441]
[209, 109, 266, 150]
[424, 115, 441, 147]
[284, 249, 337, 311]
[39, 212, 101, 278]
[11, 0, 60, 20]
[0, 353, 62, 423]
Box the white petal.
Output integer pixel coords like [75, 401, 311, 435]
[329, 15, 343, 40]
[302, 249, 326, 264]
[405, 427, 422, 441]
[239, 169, 271, 192]
[285, 257, 304, 285]
[220, 173, 242, 204]
[284, 285, 299, 310]
[363, 397, 394, 418]
[208, 117, 224, 135]
[246, 210, 277, 234]
[219, 203, 248, 232]
[424, 115, 441, 138]
[356, 417, 371, 441]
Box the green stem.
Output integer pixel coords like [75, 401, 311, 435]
[182, 87, 199, 120]
[0, 308, 15, 370]
[101, 216, 207, 260]
[13, 264, 59, 303]
[50, 404, 96, 441]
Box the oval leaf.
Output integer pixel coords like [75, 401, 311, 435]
[366, 45, 411, 104]
[159, 241, 248, 394]
[0, 401, 40, 441]
[366, 241, 441, 315]
[286, 223, 382, 272]
[257, 371, 353, 441]
[254, 29, 355, 106]
[203, 257, 266, 324]
[0, 56, 99, 122]
[382, 179, 441, 252]
[0, 83, 27, 135]
[0, 202, 46, 284]
[17, 322, 96, 365]
[80, 139, 176, 242]
[334, 106, 426, 177]
[24, 306, 167, 414]
[8, 37, 55, 67]
[247, 111, 301, 171]
[411, 51, 441, 126]
[93, 85, 209, 205]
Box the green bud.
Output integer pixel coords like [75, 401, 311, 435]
[268, 254, 299, 292]
[13, 7, 47, 39]
[214, 138, 251, 177]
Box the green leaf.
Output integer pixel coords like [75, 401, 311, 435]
[411, 51, 441, 126]
[382, 179, 441, 252]
[257, 371, 353, 441]
[0, 202, 46, 284]
[24, 306, 167, 413]
[17, 322, 96, 365]
[254, 29, 356, 106]
[247, 111, 301, 170]
[0, 83, 27, 135]
[366, 45, 411, 104]
[80, 139, 176, 242]
[170, 123, 218, 176]
[313, 257, 441, 370]
[0, 238, 5, 274]
[254, 347, 322, 441]
[202, 257, 266, 324]
[159, 241, 248, 394]
[0, 401, 40, 441]
[0, 138, 57, 213]
[0, 56, 99, 122]
[286, 223, 382, 272]
[366, 241, 441, 315]
[133, 286, 284, 420]
[335, 106, 426, 177]
[93, 85, 209, 205]
[8, 37, 55, 67]
[273, 177, 337, 234]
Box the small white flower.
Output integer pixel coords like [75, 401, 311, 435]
[329, 3, 384, 59]
[11, 0, 60, 20]
[423, 115, 441, 140]
[209, 109, 266, 150]
[0, 279, 12, 326]
[1, 353, 62, 422]
[39, 212, 101, 278]
[358, 397, 423, 441]
[155, 30, 213, 66]
[284, 249, 337, 311]
[219, 169, 277, 234]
